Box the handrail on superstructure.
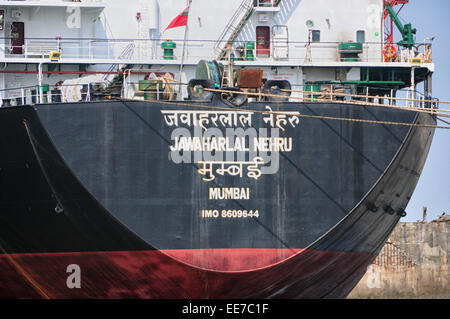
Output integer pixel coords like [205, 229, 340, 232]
[103, 43, 135, 82]
[214, 1, 283, 60]
[1, 37, 433, 64]
[214, 0, 283, 60]
[254, 0, 278, 6]
[214, 0, 254, 59]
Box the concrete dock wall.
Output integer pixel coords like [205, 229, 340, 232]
[348, 214, 449, 299]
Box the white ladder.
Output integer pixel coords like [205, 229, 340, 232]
[214, 0, 254, 60]
[221, 45, 234, 87]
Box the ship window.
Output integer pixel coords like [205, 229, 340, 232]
[312, 30, 320, 42]
[357, 30, 365, 43]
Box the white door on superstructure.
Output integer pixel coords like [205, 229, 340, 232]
[272, 25, 288, 59]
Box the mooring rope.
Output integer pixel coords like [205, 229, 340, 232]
[202, 87, 450, 119]
[116, 97, 450, 130]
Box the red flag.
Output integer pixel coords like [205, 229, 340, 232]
[164, 6, 190, 32]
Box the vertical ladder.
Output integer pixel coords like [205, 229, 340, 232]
[221, 44, 234, 88]
[221, 69, 231, 88]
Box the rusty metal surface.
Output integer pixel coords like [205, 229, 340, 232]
[236, 69, 263, 88]
[373, 242, 416, 268]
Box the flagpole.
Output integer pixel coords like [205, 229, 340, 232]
[178, 0, 191, 97]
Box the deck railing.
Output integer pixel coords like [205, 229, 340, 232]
[0, 80, 437, 111]
[0, 38, 433, 65]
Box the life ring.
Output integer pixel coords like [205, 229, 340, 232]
[383, 43, 397, 61]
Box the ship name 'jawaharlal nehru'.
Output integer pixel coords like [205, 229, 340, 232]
[170, 137, 293, 152]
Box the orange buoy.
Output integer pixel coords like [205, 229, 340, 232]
[383, 43, 397, 62]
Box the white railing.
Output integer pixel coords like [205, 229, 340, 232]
[0, 82, 437, 110]
[0, 38, 433, 65]
[23, 40, 59, 58]
[254, 0, 277, 7]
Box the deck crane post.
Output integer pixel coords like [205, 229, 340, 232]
[384, 0, 416, 48]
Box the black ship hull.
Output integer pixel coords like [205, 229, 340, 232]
[0, 98, 435, 298]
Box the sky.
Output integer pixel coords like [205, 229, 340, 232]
[399, 0, 450, 221]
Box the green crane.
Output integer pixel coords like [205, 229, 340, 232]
[385, 2, 416, 48]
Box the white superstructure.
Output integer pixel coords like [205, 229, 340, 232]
[0, 0, 435, 104]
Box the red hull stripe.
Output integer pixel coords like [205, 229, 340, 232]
[0, 249, 373, 299]
[161, 248, 306, 271]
